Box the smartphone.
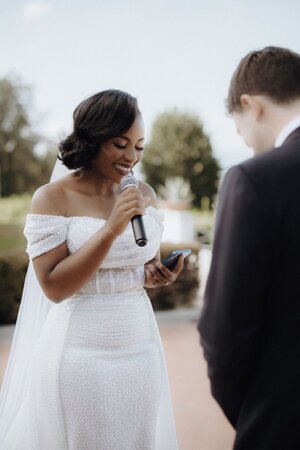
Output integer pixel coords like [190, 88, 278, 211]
[161, 249, 192, 271]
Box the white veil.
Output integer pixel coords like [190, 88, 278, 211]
[0, 157, 73, 442]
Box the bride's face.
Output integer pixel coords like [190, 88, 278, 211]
[92, 115, 145, 182]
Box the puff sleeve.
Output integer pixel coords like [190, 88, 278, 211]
[23, 214, 69, 260]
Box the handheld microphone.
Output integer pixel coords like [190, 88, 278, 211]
[120, 173, 148, 247]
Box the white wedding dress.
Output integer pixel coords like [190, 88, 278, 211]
[1, 205, 179, 450]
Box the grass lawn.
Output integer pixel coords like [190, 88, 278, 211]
[0, 194, 32, 226]
[0, 224, 26, 252]
[0, 194, 31, 255]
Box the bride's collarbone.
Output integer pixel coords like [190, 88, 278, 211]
[62, 187, 117, 220]
[58, 179, 153, 220]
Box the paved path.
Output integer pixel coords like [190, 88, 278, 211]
[156, 308, 235, 450]
[0, 308, 235, 450]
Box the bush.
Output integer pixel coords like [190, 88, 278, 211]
[146, 241, 200, 310]
[0, 249, 28, 324]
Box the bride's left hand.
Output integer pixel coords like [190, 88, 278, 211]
[144, 255, 184, 288]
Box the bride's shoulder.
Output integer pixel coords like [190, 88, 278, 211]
[30, 180, 67, 216]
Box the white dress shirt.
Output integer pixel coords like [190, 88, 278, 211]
[274, 115, 300, 148]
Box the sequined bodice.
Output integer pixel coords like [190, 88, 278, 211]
[24, 205, 164, 296]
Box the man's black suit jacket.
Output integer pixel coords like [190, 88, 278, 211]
[198, 128, 300, 450]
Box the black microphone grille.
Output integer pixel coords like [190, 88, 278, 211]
[120, 173, 139, 191]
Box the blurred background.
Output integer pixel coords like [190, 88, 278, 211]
[0, 1, 299, 448]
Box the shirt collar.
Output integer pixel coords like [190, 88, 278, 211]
[274, 115, 300, 148]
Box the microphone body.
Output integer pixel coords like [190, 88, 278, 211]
[120, 174, 148, 247]
[131, 214, 148, 247]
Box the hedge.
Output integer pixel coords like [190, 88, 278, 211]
[146, 241, 201, 310]
[0, 249, 28, 324]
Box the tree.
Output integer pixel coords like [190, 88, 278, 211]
[0, 76, 55, 197]
[141, 110, 220, 208]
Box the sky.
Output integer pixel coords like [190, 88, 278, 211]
[1, 0, 300, 170]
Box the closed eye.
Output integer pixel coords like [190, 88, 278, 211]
[114, 144, 144, 151]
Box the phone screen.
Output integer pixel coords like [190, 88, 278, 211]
[170, 249, 192, 259]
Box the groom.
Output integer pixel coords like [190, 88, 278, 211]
[197, 46, 300, 450]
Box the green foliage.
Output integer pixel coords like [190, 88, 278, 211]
[0, 193, 31, 226]
[141, 110, 220, 208]
[146, 241, 200, 310]
[0, 224, 26, 251]
[0, 194, 29, 323]
[0, 249, 28, 324]
[0, 76, 56, 197]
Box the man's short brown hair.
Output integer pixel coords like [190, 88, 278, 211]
[227, 46, 300, 113]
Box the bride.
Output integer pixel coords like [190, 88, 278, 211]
[0, 89, 184, 449]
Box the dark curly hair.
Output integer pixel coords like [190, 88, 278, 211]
[58, 89, 140, 170]
[227, 46, 300, 113]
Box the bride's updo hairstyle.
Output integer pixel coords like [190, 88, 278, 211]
[58, 89, 140, 170]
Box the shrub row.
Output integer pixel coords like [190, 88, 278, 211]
[146, 241, 201, 310]
[0, 249, 28, 324]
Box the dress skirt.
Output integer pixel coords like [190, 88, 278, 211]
[2, 289, 179, 450]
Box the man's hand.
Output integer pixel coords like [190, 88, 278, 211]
[144, 255, 184, 288]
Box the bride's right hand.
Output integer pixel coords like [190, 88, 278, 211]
[107, 187, 152, 237]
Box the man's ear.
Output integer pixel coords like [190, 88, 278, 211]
[240, 94, 252, 110]
[240, 94, 263, 120]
